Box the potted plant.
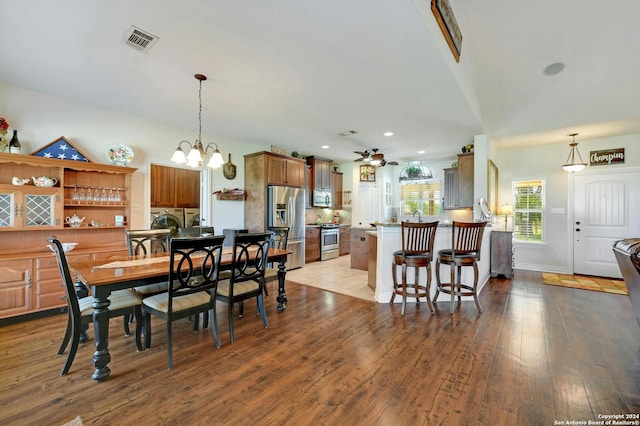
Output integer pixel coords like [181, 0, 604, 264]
[405, 165, 422, 179]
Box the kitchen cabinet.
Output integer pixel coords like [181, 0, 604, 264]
[304, 164, 311, 208]
[0, 187, 62, 230]
[305, 227, 320, 263]
[0, 259, 31, 318]
[339, 226, 351, 255]
[306, 156, 332, 192]
[490, 230, 514, 278]
[151, 164, 200, 208]
[244, 151, 306, 232]
[443, 152, 474, 209]
[331, 171, 343, 208]
[0, 152, 137, 319]
[175, 167, 201, 207]
[267, 154, 304, 187]
[351, 228, 369, 270]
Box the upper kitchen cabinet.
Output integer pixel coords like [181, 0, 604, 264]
[306, 156, 332, 192]
[331, 170, 343, 208]
[175, 167, 201, 207]
[443, 153, 474, 209]
[266, 153, 305, 187]
[151, 164, 200, 208]
[244, 151, 305, 231]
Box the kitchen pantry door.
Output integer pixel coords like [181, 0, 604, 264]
[573, 169, 640, 278]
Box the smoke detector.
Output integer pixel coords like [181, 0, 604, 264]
[123, 25, 159, 53]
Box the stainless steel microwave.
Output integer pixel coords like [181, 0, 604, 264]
[313, 190, 332, 207]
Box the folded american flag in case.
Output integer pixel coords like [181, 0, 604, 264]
[30, 136, 92, 162]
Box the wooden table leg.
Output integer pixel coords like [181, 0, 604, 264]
[276, 257, 288, 312]
[91, 289, 111, 381]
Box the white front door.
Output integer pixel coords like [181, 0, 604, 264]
[573, 169, 640, 278]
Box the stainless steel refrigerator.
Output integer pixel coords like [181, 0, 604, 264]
[268, 186, 305, 270]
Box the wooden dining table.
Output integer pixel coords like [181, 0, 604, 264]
[70, 247, 290, 381]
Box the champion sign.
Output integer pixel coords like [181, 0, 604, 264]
[590, 148, 625, 166]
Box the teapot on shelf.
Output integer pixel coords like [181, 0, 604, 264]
[32, 176, 58, 187]
[65, 214, 86, 227]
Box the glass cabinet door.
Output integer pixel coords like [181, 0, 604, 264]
[24, 193, 58, 228]
[0, 192, 15, 228]
[0, 189, 61, 230]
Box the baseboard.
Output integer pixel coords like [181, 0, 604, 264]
[0, 307, 67, 327]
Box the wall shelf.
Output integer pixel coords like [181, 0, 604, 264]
[216, 193, 246, 201]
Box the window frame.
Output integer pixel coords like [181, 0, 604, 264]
[399, 180, 442, 217]
[511, 179, 545, 243]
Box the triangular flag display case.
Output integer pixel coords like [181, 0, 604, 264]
[30, 136, 93, 162]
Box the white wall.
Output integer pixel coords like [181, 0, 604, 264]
[0, 81, 265, 233]
[494, 134, 640, 273]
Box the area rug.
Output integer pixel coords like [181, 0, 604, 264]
[542, 272, 628, 295]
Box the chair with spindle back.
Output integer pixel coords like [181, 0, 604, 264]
[434, 221, 487, 314]
[390, 221, 439, 315]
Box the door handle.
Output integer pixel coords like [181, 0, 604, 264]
[575, 228, 580, 232]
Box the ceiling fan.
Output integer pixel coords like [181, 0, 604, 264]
[353, 148, 398, 166]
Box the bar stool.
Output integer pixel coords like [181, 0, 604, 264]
[390, 221, 439, 315]
[434, 221, 487, 314]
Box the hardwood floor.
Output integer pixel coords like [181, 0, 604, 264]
[1, 270, 639, 425]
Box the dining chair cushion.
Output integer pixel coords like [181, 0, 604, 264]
[78, 290, 143, 316]
[143, 291, 212, 314]
[133, 282, 169, 296]
[217, 279, 260, 297]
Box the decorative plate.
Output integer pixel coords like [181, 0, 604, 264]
[107, 144, 134, 166]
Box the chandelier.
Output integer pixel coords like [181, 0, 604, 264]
[171, 74, 225, 169]
[562, 133, 587, 173]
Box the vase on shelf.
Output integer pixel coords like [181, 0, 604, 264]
[0, 133, 6, 152]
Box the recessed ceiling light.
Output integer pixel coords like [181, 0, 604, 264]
[543, 62, 565, 76]
[384, 132, 394, 137]
[321, 145, 329, 149]
[418, 150, 425, 154]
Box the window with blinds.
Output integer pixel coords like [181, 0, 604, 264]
[400, 181, 442, 216]
[512, 179, 544, 242]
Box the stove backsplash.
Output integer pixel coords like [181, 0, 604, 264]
[305, 208, 351, 226]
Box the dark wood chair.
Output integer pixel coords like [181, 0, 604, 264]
[179, 226, 215, 237]
[214, 232, 271, 344]
[434, 221, 487, 314]
[125, 229, 172, 297]
[264, 226, 289, 296]
[390, 221, 439, 315]
[48, 236, 143, 376]
[142, 235, 225, 368]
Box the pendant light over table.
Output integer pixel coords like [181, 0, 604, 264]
[171, 74, 225, 169]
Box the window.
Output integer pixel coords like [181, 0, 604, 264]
[400, 181, 442, 216]
[512, 179, 544, 242]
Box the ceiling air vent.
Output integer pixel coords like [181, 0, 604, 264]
[123, 26, 158, 53]
[338, 130, 358, 137]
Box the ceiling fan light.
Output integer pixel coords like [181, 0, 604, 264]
[370, 159, 381, 166]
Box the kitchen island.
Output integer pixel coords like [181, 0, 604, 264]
[369, 222, 492, 308]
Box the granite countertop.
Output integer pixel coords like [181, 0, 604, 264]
[373, 221, 492, 228]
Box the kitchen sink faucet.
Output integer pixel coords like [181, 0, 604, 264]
[413, 211, 422, 222]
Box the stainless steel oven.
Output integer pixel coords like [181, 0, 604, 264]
[320, 224, 340, 261]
